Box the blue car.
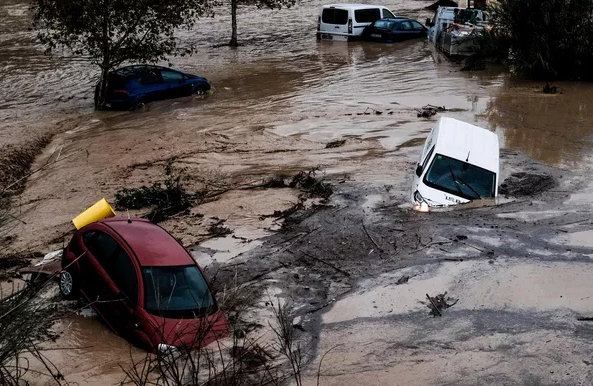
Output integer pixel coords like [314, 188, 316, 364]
[95, 65, 211, 110]
[362, 18, 428, 43]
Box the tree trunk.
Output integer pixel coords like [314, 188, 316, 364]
[229, 0, 238, 46]
[96, 0, 110, 110]
[96, 66, 109, 110]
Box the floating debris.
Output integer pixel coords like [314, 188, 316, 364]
[416, 104, 447, 118]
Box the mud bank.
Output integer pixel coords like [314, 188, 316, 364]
[201, 149, 593, 386]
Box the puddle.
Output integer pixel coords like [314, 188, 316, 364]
[553, 229, 593, 249]
[192, 235, 263, 267]
[324, 258, 593, 324]
[362, 194, 384, 209]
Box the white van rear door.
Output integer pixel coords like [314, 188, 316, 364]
[320, 7, 349, 38]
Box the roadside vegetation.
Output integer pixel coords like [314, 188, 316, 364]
[115, 160, 333, 223]
[0, 278, 64, 386]
[484, 0, 593, 80]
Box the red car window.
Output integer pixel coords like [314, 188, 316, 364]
[109, 248, 139, 306]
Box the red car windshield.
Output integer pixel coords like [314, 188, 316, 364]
[142, 265, 216, 318]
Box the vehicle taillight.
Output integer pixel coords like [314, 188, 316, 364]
[317, 16, 321, 31]
[115, 89, 129, 95]
[348, 19, 353, 34]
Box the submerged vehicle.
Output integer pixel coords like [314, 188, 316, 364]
[426, 6, 488, 56]
[59, 217, 228, 352]
[361, 17, 427, 42]
[411, 117, 499, 211]
[317, 4, 396, 41]
[94, 65, 211, 110]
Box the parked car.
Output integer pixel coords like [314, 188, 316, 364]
[361, 18, 427, 42]
[317, 4, 397, 41]
[411, 117, 499, 211]
[59, 217, 228, 352]
[94, 65, 211, 110]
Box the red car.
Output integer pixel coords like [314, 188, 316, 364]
[59, 217, 228, 352]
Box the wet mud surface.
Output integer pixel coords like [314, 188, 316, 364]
[3, 0, 593, 383]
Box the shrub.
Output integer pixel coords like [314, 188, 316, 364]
[489, 0, 593, 80]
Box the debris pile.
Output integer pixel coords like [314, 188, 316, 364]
[325, 140, 346, 149]
[416, 105, 447, 118]
[499, 172, 558, 197]
[289, 169, 333, 199]
[543, 83, 558, 94]
[426, 292, 458, 317]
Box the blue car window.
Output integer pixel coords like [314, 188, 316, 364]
[161, 70, 184, 82]
[411, 20, 424, 30]
[375, 20, 388, 29]
[400, 21, 412, 31]
[138, 69, 163, 85]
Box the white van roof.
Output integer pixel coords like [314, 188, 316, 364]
[322, 3, 388, 9]
[432, 117, 499, 173]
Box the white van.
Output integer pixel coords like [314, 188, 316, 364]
[317, 4, 397, 41]
[411, 117, 499, 211]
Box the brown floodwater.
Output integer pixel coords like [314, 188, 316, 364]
[3, 0, 593, 383]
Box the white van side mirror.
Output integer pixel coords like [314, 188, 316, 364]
[425, 18, 433, 27]
[415, 164, 423, 177]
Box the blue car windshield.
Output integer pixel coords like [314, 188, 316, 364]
[423, 154, 496, 200]
[142, 265, 216, 318]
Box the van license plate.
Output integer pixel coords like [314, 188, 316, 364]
[321, 34, 333, 40]
[371, 33, 381, 38]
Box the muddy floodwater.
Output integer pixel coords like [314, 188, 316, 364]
[3, 0, 593, 384]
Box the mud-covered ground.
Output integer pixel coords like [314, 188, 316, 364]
[203, 149, 593, 386]
[3, 0, 593, 383]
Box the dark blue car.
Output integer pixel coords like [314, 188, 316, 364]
[362, 18, 428, 43]
[95, 65, 211, 110]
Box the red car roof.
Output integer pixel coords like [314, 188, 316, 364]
[102, 218, 194, 267]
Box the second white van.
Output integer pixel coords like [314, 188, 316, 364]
[411, 117, 499, 211]
[317, 4, 397, 41]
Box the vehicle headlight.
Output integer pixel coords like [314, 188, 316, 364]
[157, 343, 181, 358]
[413, 191, 430, 213]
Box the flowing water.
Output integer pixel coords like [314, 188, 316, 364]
[2, 0, 593, 383]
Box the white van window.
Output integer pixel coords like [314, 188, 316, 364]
[354, 8, 381, 23]
[422, 146, 435, 171]
[423, 154, 496, 199]
[382, 9, 395, 19]
[322, 8, 348, 25]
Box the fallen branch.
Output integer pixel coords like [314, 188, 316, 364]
[297, 251, 351, 277]
[426, 293, 442, 317]
[362, 220, 381, 251]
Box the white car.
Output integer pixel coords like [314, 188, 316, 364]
[411, 117, 499, 211]
[316, 4, 396, 42]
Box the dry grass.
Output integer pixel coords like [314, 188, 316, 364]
[0, 135, 53, 196]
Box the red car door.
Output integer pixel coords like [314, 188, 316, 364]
[79, 230, 137, 336]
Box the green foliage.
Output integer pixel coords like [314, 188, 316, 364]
[489, 0, 593, 80]
[114, 160, 194, 223]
